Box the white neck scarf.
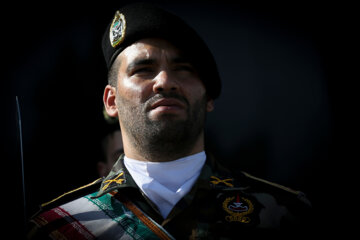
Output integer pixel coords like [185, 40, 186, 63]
[124, 152, 206, 218]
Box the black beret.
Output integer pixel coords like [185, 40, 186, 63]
[102, 2, 221, 99]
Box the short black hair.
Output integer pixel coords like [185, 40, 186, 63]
[107, 57, 120, 87]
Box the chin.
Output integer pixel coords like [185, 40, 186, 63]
[149, 113, 187, 122]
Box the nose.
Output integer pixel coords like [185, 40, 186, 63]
[152, 70, 179, 93]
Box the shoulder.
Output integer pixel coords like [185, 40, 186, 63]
[240, 171, 311, 205]
[209, 165, 313, 229]
[37, 178, 104, 212]
[239, 171, 311, 208]
[204, 154, 311, 209]
[198, 167, 314, 234]
[28, 178, 103, 239]
[234, 171, 313, 231]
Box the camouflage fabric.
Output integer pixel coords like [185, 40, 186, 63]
[29, 154, 312, 239]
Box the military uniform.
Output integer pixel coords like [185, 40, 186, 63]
[28, 154, 312, 239]
[28, 3, 313, 239]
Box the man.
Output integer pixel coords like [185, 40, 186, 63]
[28, 3, 312, 239]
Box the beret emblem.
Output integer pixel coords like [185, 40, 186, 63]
[109, 11, 126, 48]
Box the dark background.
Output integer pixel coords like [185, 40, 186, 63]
[2, 0, 354, 237]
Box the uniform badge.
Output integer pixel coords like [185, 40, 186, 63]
[101, 170, 126, 191]
[109, 11, 126, 48]
[223, 193, 254, 223]
[210, 176, 234, 188]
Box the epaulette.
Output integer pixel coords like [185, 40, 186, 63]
[35, 177, 104, 215]
[240, 171, 311, 207]
[241, 171, 300, 195]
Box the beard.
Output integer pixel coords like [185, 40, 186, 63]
[116, 92, 208, 161]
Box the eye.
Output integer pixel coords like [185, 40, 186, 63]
[173, 64, 195, 73]
[132, 67, 155, 76]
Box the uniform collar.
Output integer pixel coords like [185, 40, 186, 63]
[94, 154, 137, 198]
[94, 152, 238, 199]
[195, 152, 237, 190]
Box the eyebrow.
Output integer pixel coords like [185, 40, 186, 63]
[126, 59, 156, 74]
[171, 56, 192, 64]
[126, 56, 194, 74]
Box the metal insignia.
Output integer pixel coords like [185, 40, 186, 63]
[223, 194, 254, 223]
[109, 11, 126, 48]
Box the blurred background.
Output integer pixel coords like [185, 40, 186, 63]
[2, 0, 353, 237]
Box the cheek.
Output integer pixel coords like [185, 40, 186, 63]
[117, 77, 153, 103]
[184, 78, 207, 100]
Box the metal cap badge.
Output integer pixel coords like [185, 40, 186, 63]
[110, 11, 126, 48]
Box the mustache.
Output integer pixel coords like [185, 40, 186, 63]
[145, 93, 189, 110]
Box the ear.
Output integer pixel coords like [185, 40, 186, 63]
[206, 99, 214, 112]
[103, 85, 118, 117]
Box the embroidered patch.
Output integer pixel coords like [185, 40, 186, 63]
[210, 176, 234, 187]
[109, 11, 126, 48]
[223, 194, 254, 223]
[102, 171, 126, 191]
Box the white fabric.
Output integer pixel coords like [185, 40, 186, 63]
[60, 196, 134, 240]
[124, 152, 206, 218]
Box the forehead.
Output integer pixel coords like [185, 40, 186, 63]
[118, 38, 183, 63]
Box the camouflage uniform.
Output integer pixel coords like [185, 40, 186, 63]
[28, 154, 312, 239]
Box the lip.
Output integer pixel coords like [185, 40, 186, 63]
[150, 98, 186, 110]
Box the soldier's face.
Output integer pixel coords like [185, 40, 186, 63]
[116, 38, 213, 120]
[111, 38, 213, 122]
[104, 38, 214, 157]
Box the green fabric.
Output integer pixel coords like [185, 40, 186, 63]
[86, 192, 159, 239]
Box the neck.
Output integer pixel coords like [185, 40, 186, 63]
[122, 130, 205, 162]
